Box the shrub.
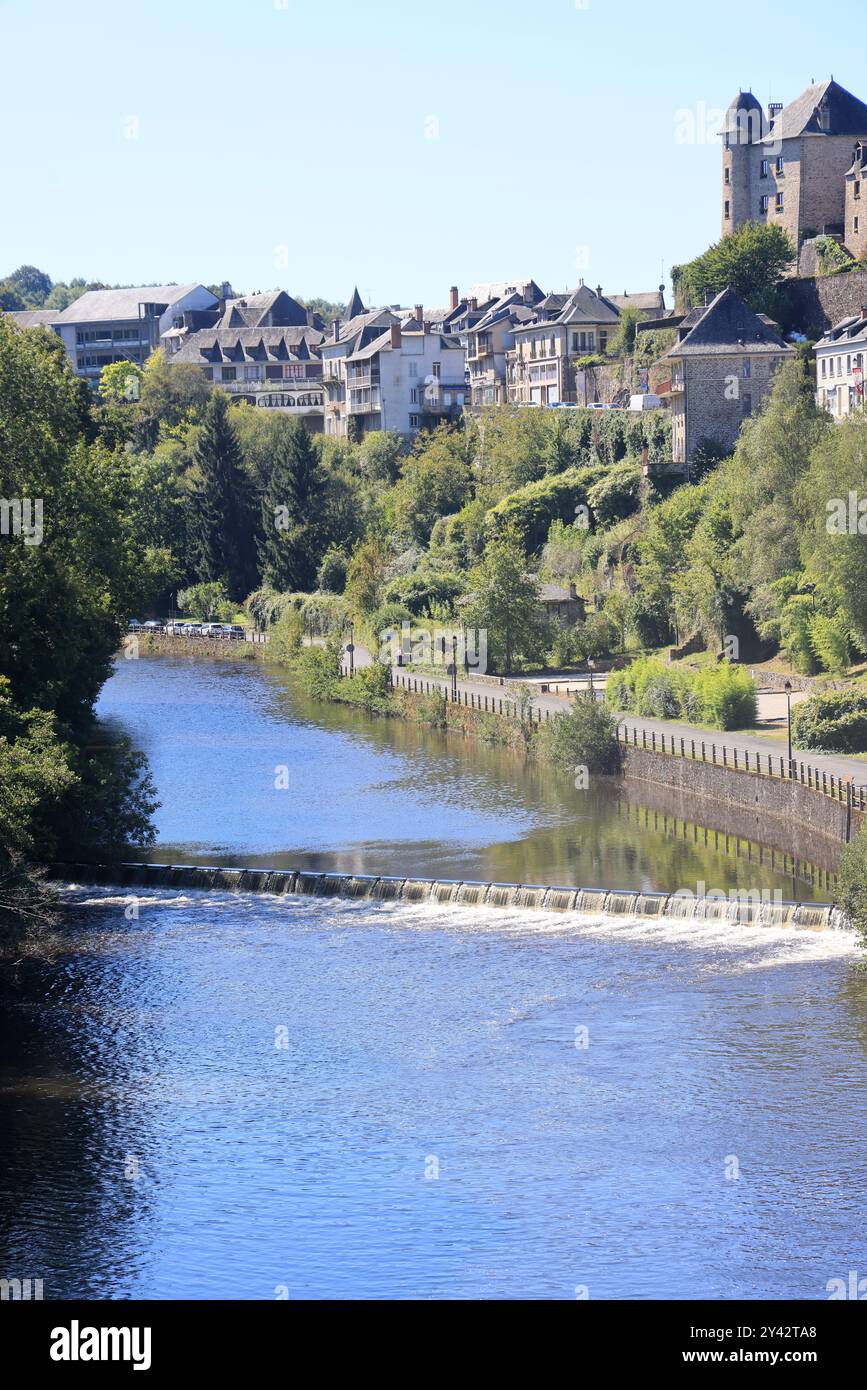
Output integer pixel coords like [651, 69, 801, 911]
[382, 570, 465, 616]
[535, 696, 621, 775]
[317, 546, 348, 593]
[606, 656, 757, 730]
[808, 613, 850, 675]
[269, 607, 304, 662]
[296, 643, 341, 700]
[334, 661, 394, 714]
[836, 827, 867, 949]
[791, 690, 867, 753]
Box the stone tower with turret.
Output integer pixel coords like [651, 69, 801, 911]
[721, 90, 765, 237]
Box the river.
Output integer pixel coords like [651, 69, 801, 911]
[1, 653, 865, 1299]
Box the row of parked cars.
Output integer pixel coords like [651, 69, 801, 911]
[127, 619, 247, 639]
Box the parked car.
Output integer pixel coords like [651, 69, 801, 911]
[143, 620, 164, 632]
[184, 624, 203, 637]
[127, 619, 142, 631]
[225, 625, 246, 640]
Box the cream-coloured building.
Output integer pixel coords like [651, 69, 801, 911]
[815, 312, 867, 417]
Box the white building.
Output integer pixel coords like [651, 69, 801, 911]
[321, 290, 466, 439]
[815, 311, 867, 417]
[54, 283, 218, 382]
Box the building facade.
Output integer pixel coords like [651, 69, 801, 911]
[168, 290, 326, 428]
[321, 290, 466, 439]
[664, 287, 792, 468]
[814, 312, 867, 417]
[507, 282, 663, 405]
[722, 80, 867, 254]
[54, 284, 218, 382]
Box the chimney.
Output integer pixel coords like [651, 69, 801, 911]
[423, 320, 431, 334]
[568, 582, 577, 600]
[449, 285, 459, 310]
[470, 296, 478, 312]
[704, 288, 715, 306]
[415, 303, 424, 324]
[390, 322, 401, 349]
[595, 285, 602, 298]
[332, 318, 340, 342]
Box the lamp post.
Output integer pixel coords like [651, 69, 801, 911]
[348, 623, 355, 679]
[784, 679, 792, 774]
[451, 634, 458, 701]
[587, 659, 596, 700]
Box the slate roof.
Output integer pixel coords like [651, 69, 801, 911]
[768, 79, 867, 142]
[513, 283, 621, 333]
[815, 312, 867, 348]
[171, 325, 323, 365]
[4, 309, 62, 328]
[665, 288, 792, 358]
[217, 290, 309, 330]
[346, 287, 366, 318]
[605, 289, 666, 313]
[56, 284, 210, 323]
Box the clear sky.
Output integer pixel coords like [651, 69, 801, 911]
[0, 0, 853, 307]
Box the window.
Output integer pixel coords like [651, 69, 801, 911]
[742, 357, 751, 379]
[410, 387, 418, 404]
[856, 216, 861, 234]
[221, 366, 236, 382]
[724, 167, 731, 185]
[776, 155, 784, 174]
[244, 365, 261, 381]
[775, 192, 784, 212]
[600, 331, 608, 351]
[409, 414, 421, 429]
[432, 361, 441, 379]
[856, 181, 862, 199]
[760, 195, 769, 214]
[821, 358, 827, 378]
[760, 159, 769, 178]
[408, 360, 418, 378]
[724, 200, 731, 219]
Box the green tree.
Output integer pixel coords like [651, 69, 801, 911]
[98, 359, 144, 404]
[3, 264, 53, 306]
[258, 418, 326, 591]
[464, 525, 545, 673]
[673, 222, 795, 312]
[189, 391, 257, 600]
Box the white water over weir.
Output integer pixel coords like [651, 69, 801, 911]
[56, 862, 847, 931]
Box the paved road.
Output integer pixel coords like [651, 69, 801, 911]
[338, 640, 867, 791]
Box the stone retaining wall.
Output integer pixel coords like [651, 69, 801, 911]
[622, 745, 861, 846]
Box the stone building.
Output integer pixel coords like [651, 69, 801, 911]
[721, 80, 867, 257]
[664, 287, 792, 470]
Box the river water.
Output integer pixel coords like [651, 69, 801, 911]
[1, 654, 865, 1299]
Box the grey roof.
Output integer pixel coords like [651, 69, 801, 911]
[171, 325, 323, 365]
[665, 287, 792, 358]
[346, 287, 366, 319]
[56, 284, 212, 323]
[4, 309, 62, 328]
[325, 307, 398, 349]
[538, 583, 581, 603]
[217, 290, 309, 330]
[467, 279, 543, 304]
[605, 289, 666, 314]
[816, 312, 867, 348]
[513, 283, 620, 333]
[767, 79, 867, 142]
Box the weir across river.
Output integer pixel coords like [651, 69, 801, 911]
[55, 862, 847, 931]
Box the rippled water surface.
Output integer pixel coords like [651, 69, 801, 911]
[1, 655, 865, 1299]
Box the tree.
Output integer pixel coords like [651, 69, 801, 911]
[389, 425, 473, 544]
[177, 581, 233, 621]
[98, 359, 143, 404]
[464, 525, 546, 673]
[258, 418, 326, 591]
[3, 264, 53, 306]
[673, 222, 795, 313]
[800, 414, 867, 649]
[188, 391, 257, 600]
[344, 537, 390, 617]
[0, 281, 25, 311]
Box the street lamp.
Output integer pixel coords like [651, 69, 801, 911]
[451, 634, 458, 701]
[587, 659, 596, 700]
[348, 623, 355, 679]
[784, 679, 792, 773]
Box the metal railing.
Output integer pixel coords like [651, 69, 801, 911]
[617, 723, 867, 811]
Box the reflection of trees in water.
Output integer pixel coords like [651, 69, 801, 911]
[277, 678, 831, 899]
[0, 915, 158, 1297]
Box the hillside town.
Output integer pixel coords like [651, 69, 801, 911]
[7, 77, 867, 470]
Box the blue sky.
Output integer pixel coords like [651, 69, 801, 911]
[0, 0, 853, 307]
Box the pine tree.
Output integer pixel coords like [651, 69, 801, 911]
[258, 419, 325, 591]
[189, 392, 257, 600]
